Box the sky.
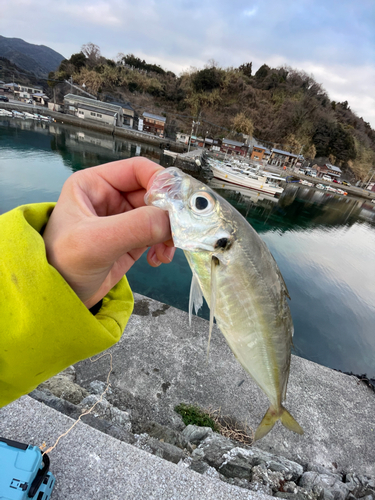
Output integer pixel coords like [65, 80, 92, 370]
[1, 0, 374, 128]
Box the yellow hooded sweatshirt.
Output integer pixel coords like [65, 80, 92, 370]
[0, 203, 134, 407]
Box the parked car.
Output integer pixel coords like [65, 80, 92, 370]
[310, 171, 317, 177]
[0, 95, 9, 102]
[332, 178, 340, 183]
[322, 175, 332, 181]
[342, 180, 351, 186]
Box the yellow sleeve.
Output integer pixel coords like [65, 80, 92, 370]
[0, 203, 134, 407]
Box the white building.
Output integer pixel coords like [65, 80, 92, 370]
[63, 94, 123, 127]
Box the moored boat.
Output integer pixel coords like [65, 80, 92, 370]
[12, 110, 25, 119]
[208, 160, 284, 196]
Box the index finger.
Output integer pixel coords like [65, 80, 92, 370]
[93, 157, 164, 193]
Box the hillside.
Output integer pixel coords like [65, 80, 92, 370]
[36, 46, 375, 181]
[0, 57, 48, 90]
[0, 36, 65, 78]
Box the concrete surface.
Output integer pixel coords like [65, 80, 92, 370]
[75, 293, 375, 477]
[0, 397, 272, 500]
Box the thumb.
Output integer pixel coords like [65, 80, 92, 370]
[91, 206, 172, 259]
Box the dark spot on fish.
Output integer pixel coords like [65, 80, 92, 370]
[133, 299, 150, 316]
[162, 381, 171, 393]
[152, 304, 170, 317]
[11, 274, 19, 288]
[156, 393, 161, 399]
[212, 256, 220, 266]
[238, 379, 245, 387]
[153, 368, 160, 372]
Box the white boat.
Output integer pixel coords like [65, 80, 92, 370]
[208, 161, 284, 196]
[0, 109, 13, 117]
[208, 178, 279, 203]
[12, 110, 25, 119]
[23, 111, 36, 119]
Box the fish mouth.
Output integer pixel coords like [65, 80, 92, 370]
[145, 168, 183, 207]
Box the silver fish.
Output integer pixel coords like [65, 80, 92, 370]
[145, 167, 303, 441]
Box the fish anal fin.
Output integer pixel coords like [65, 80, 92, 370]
[254, 405, 304, 442]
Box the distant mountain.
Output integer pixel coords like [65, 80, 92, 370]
[0, 36, 65, 78]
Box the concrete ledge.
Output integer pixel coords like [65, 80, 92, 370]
[74, 293, 375, 477]
[0, 397, 271, 500]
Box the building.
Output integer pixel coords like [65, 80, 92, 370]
[176, 132, 190, 145]
[316, 163, 342, 179]
[142, 112, 166, 137]
[109, 101, 135, 128]
[250, 145, 271, 162]
[269, 149, 299, 168]
[31, 92, 49, 106]
[64, 94, 123, 127]
[220, 138, 248, 156]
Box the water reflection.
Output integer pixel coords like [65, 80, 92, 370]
[208, 178, 375, 232]
[1, 119, 374, 379]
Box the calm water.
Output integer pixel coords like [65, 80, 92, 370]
[1, 119, 374, 379]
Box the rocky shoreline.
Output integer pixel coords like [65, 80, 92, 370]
[31, 367, 374, 500]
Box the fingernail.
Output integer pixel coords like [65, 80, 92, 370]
[150, 251, 162, 267]
[164, 246, 176, 262]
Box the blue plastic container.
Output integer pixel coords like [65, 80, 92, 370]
[0, 437, 55, 499]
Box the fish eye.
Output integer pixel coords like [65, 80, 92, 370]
[189, 192, 216, 215]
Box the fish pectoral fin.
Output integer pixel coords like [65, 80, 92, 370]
[254, 405, 304, 441]
[189, 273, 203, 327]
[207, 256, 219, 360]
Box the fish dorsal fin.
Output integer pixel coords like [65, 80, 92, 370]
[189, 273, 203, 327]
[207, 256, 219, 360]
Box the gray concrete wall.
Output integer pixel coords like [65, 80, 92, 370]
[74, 293, 375, 477]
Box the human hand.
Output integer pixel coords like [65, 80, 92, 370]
[43, 157, 174, 309]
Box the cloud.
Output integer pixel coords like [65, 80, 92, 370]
[0, 0, 374, 127]
[243, 6, 258, 17]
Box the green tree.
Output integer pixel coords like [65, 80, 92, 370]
[238, 62, 252, 77]
[192, 67, 222, 92]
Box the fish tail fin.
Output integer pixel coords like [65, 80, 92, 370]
[254, 405, 304, 441]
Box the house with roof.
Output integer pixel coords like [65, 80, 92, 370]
[176, 132, 190, 145]
[269, 148, 300, 167]
[63, 94, 123, 127]
[109, 101, 135, 128]
[250, 145, 272, 162]
[142, 112, 166, 137]
[220, 138, 248, 156]
[316, 163, 342, 179]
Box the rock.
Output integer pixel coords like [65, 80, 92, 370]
[250, 464, 285, 493]
[80, 413, 135, 445]
[299, 471, 350, 500]
[38, 375, 89, 404]
[138, 421, 192, 451]
[79, 395, 132, 431]
[30, 389, 81, 419]
[275, 491, 313, 500]
[307, 464, 343, 481]
[345, 474, 375, 498]
[89, 380, 112, 396]
[61, 365, 76, 382]
[189, 460, 210, 474]
[181, 424, 214, 444]
[145, 437, 187, 464]
[197, 433, 238, 469]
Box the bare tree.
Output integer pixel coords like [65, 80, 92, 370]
[81, 42, 101, 68]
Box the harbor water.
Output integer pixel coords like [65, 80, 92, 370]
[1, 118, 374, 380]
